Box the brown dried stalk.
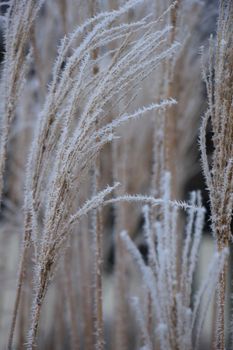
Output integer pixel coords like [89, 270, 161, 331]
[0, 0, 43, 202]
[199, 2, 233, 349]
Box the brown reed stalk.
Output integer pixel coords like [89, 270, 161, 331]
[199, 2, 233, 349]
[0, 0, 43, 201]
[64, 248, 80, 350]
[7, 213, 31, 350]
